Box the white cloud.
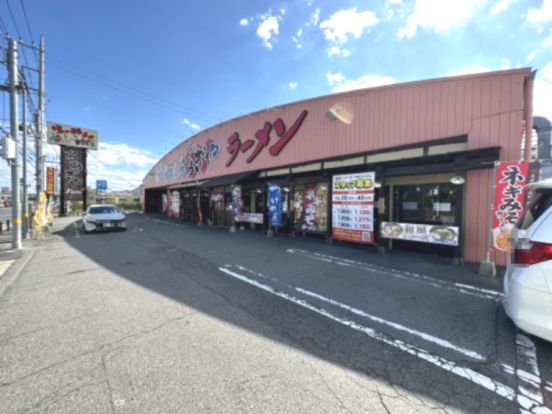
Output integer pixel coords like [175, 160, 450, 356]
[292, 28, 303, 48]
[309, 8, 320, 26]
[545, 30, 552, 46]
[288, 82, 298, 89]
[490, 0, 509, 15]
[534, 60, 552, 124]
[328, 46, 341, 56]
[239, 18, 249, 26]
[326, 71, 346, 85]
[182, 118, 200, 131]
[257, 13, 281, 49]
[527, 51, 537, 62]
[330, 73, 396, 93]
[527, 0, 552, 23]
[327, 46, 353, 57]
[397, 0, 483, 40]
[88, 142, 159, 190]
[448, 65, 494, 76]
[387, 0, 403, 4]
[320, 8, 379, 45]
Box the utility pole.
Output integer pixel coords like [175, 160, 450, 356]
[36, 35, 45, 195]
[8, 37, 21, 250]
[22, 86, 29, 239]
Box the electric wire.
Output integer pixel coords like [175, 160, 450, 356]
[0, 15, 8, 34]
[18, 0, 33, 44]
[3, 0, 21, 39]
[46, 59, 217, 126]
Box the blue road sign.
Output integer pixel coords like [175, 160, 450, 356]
[96, 180, 108, 190]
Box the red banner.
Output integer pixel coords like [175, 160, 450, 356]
[492, 161, 529, 251]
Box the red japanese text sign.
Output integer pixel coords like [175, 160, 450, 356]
[491, 161, 529, 251]
[226, 110, 308, 167]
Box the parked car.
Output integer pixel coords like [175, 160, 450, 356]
[82, 204, 127, 233]
[503, 179, 552, 342]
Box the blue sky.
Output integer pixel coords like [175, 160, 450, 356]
[0, 0, 551, 190]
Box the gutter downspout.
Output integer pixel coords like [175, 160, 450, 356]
[523, 70, 536, 161]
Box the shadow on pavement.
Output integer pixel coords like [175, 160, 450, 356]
[56, 213, 514, 413]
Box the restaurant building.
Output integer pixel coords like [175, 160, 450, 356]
[143, 68, 536, 267]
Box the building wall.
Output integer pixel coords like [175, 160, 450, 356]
[144, 68, 532, 265]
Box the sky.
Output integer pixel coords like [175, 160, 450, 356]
[0, 0, 551, 191]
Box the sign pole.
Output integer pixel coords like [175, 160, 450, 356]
[479, 163, 498, 277]
[8, 37, 22, 250]
[22, 87, 29, 239]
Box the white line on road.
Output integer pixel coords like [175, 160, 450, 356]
[515, 333, 552, 413]
[295, 286, 485, 361]
[234, 264, 483, 360]
[287, 249, 502, 301]
[218, 266, 518, 405]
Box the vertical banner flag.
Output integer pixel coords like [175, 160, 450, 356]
[332, 172, 375, 244]
[268, 183, 282, 226]
[492, 161, 529, 251]
[46, 167, 55, 196]
[232, 185, 243, 220]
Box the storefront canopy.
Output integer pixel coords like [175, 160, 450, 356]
[199, 171, 259, 189]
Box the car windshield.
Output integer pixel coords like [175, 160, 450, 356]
[517, 190, 552, 230]
[88, 206, 119, 214]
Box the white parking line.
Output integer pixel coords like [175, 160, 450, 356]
[287, 248, 502, 301]
[218, 265, 518, 405]
[295, 286, 485, 361]
[233, 264, 483, 360]
[515, 333, 551, 413]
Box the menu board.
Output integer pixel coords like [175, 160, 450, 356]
[332, 172, 375, 244]
[381, 222, 459, 246]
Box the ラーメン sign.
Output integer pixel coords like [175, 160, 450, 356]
[331, 172, 375, 244]
[47, 122, 98, 150]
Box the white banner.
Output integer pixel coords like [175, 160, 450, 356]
[381, 222, 459, 246]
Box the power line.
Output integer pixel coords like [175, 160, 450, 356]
[4, 0, 22, 39]
[0, 15, 8, 34]
[47, 60, 217, 126]
[18, 0, 33, 43]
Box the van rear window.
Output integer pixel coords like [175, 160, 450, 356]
[517, 191, 552, 230]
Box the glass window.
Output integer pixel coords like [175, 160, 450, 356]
[394, 183, 457, 225]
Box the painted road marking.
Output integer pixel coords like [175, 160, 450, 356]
[287, 248, 502, 301]
[151, 218, 187, 228]
[231, 264, 484, 361]
[218, 265, 519, 406]
[0, 259, 15, 278]
[295, 286, 485, 361]
[515, 333, 552, 413]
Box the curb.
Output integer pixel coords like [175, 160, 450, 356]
[0, 249, 36, 299]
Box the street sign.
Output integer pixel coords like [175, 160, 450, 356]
[96, 180, 107, 190]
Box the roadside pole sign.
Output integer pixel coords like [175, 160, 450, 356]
[96, 180, 108, 190]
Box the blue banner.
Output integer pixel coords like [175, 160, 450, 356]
[268, 184, 282, 227]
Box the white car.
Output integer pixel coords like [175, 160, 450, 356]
[83, 204, 127, 233]
[503, 179, 552, 342]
